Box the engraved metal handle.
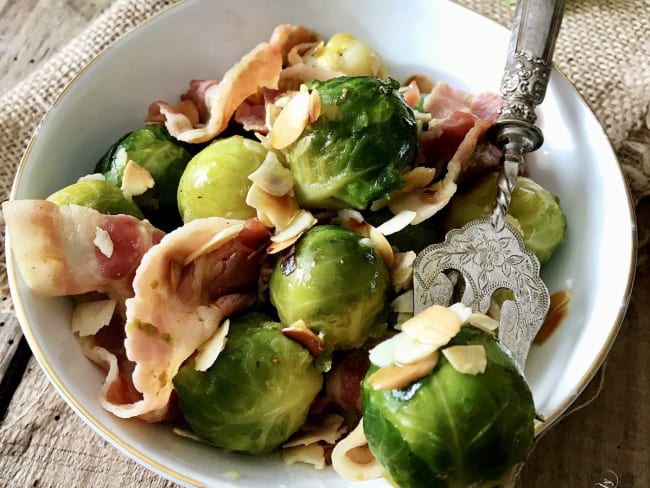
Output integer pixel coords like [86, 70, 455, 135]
[489, 0, 565, 231]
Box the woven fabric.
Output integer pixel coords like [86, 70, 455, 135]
[0, 0, 648, 303]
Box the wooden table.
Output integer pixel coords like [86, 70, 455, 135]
[0, 1, 648, 487]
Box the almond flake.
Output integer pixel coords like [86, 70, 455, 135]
[121, 160, 155, 199]
[394, 333, 439, 365]
[267, 233, 302, 254]
[270, 209, 317, 243]
[246, 183, 298, 231]
[401, 305, 461, 347]
[71, 299, 116, 337]
[368, 333, 403, 367]
[331, 420, 382, 481]
[248, 151, 294, 196]
[172, 427, 207, 443]
[375, 210, 417, 236]
[93, 227, 114, 258]
[390, 290, 414, 314]
[442, 345, 487, 375]
[391, 251, 416, 292]
[282, 321, 325, 356]
[270, 90, 311, 149]
[194, 319, 230, 371]
[308, 89, 321, 123]
[368, 226, 394, 268]
[182, 224, 244, 265]
[467, 312, 499, 336]
[367, 350, 439, 391]
[282, 444, 326, 470]
[283, 414, 345, 447]
[77, 173, 106, 183]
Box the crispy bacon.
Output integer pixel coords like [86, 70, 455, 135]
[99, 217, 269, 421]
[2, 200, 163, 300]
[269, 24, 321, 66]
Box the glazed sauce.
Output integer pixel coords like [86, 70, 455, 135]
[534, 290, 571, 345]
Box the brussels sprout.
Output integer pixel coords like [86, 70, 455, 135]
[284, 76, 418, 210]
[444, 172, 567, 263]
[95, 124, 192, 226]
[172, 312, 323, 454]
[177, 135, 268, 222]
[364, 207, 444, 253]
[304, 33, 388, 78]
[47, 179, 143, 218]
[269, 225, 390, 350]
[362, 326, 535, 488]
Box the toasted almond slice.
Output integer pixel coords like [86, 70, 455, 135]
[391, 251, 416, 292]
[368, 226, 394, 268]
[331, 420, 382, 481]
[267, 233, 302, 254]
[375, 210, 417, 236]
[282, 321, 325, 356]
[394, 334, 440, 365]
[442, 345, 487, 375]
[449, 302, 473, 323]
[367, 350, 439, 390]
[121, 160, 155, 199]
[194, 319, 230, 371]
[172, 427, 207, 443]
[71, 299, 116, 337]
[368, 333, 403, 367]
[248, 151, 294, 196]
[93, 227, 114, 258]
[270, 209, 317, 243]
[77, 173, 106, 183]
[467, 312, 499, 336]
[308, 88, 321, 123]
[282, 444, 326, 470]
[270, 90, 311, 149]
[246, 183, 298, 231]
[182, 224, 244, 265]
[394, 312, 413, 330]
[400, 166, 437, 192]
[401, 305, 462, 347]
[391, 290, 414, 314]
[283, 414, 345, 447]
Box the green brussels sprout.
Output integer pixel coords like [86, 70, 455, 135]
[444, 172, 567, 263]
[364, 207, 444, 253]
[177, 135, 267, 222]
[362, 326, 535, 488]
[47, 179, 143, 218]
[172, 312, 323, 454]
[269, 225, 390, 350]
[95, 124, 193, 226]
[284, 76, 418, 210]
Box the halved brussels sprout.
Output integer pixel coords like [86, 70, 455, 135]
[269, 225, 390, 350]
[47, 179, 143, 218]
[95, 124, 192, 227]
[304, 33, 388, 78]
[172, 312, 323, 454]
[362, 326, 535, 488]
[444, 172, 567, 263]
[283, 76, 418, 210]
[177, 135, 268, 222]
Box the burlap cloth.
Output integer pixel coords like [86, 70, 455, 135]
[0, 0, 647, 482]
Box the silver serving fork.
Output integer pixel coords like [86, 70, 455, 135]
[413, 0, 565, 369]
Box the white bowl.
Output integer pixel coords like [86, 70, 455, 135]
[7, 0, 636, 486]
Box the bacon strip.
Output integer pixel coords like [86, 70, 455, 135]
[2, 200, 163, 300]
[100, 217, 269, 421]
[147, 42, 282, 143]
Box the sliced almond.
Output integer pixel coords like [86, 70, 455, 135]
[467, 312, 499, 336]
[248, 151, 294, 196]
[246, 183, 298, 231]
[394, 334, 439, 365]
[121, 159, 155, 199]
[71, 299, 116, 337]
[93, 227, 114, 258]
[308, 88, 321, 123]
[182, 224, 244, 266]
[270, 209, 317, 243]
[368, 333, 403, 368]
[368, 226, 394, 268]
[172, 427, 207, 443]
[282, 320, 325, 356]
[282, 444, 326, 470]
[394, 312, 414, 330]
[390, 290, 414, 314]
[77, 173, 106, 183]
[367, 350, 439, 391]
[449, 302, 473, 324]
[442, 345, 487, 375]
[401, 166, 437, 192]
[391, 251, 416, 292]
[401, 305, 462, 347]
[331, 420, 382, 481]
[283, 414, 345, 447]
[194, 319, 230, 371]
[375, 210, 417, 236]
[270, 89, 311, 149]
[267, 232, 302, 254]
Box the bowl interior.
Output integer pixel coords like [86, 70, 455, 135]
[7, 0, 635, 486]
